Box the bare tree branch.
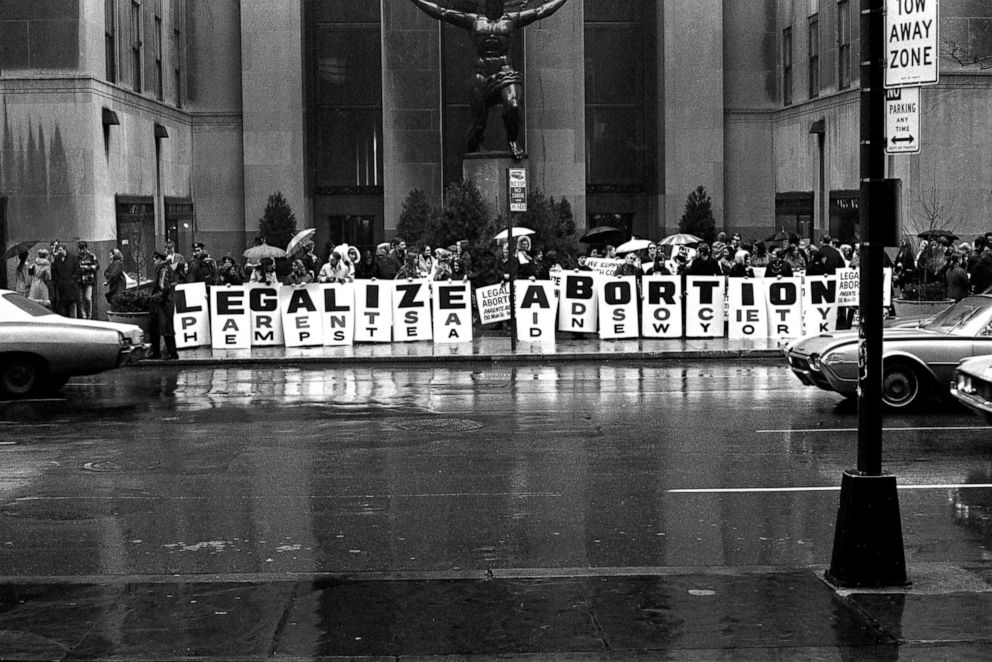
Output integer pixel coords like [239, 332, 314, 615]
[942, 38, 992, 70]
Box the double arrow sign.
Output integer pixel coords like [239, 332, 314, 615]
[885, 87, 920, 154]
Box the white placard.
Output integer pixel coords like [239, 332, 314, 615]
[596, 276, 639, 339]
[514, 280, 557, 343]
[354, 280, 393, 343]
[174, 282, 210, 348]
[558, 272, 599, 333]
[432, 282, 473, 343]
[641, 275, 683, 338]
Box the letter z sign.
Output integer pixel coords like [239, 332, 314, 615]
[885, 0, 938, 89]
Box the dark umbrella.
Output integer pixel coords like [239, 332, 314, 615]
[2, 241, 42, 260]
[765, 229, 801, 243]
[917, 229, 958, 242]
[580, 226, 625, 245]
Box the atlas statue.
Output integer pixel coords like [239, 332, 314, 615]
[408, 0, 570, 160]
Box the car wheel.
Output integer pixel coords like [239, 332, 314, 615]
[882, 363, 921, 409]
[0, 358, 43, 397]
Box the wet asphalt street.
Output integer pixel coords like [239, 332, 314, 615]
[0, 361, 991, 660]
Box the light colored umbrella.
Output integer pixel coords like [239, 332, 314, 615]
[243, 242, 288, 260]
[286, 228, 316, 256]
[658, 233, 703, 246]
[493, 227, 535, 241]
[615, 237, 654, 254]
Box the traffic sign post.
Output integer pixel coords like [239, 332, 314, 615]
[884, 0, 939, 89]
[885, 86, 920, 154]
[506, 167, 528, 350]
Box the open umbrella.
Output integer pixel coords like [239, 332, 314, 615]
[615, 237, 654, 254]
[243, 242, 288, 260]
[917, 229, 958, 242]
[286, 228, 316, 257]
[492, 227, 535, 241]
[3, 241, 42, 260]
[580, 226, 624, 244]
[658, 233, 702, 246]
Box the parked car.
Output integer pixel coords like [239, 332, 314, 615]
[786, 294, 992, 409]
[0, 290, 149, 397]
[950, 355, 992, 425]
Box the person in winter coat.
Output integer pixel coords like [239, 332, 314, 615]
[148, 250, 179, 360]
[728, 250, 754, 278]
[945, 253, 970, 301]
[14, 251, 31, 296]
[103, 249, 127, 305]
[28, 249, 53, 307]
[76, 241, 99, 319]
[217, 254, 244, 285]
[51, 244, 81, 317]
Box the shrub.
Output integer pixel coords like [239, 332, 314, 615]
[108, 288, 152, 312]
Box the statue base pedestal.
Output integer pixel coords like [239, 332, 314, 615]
[462, 152, 528, 220]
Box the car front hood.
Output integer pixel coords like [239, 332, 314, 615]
[32, 316, 145, 342]
[790, 327, 948, 356]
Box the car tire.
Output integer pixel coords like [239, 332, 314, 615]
[0, 357, 44, 397]
[882, 362, 922, 409]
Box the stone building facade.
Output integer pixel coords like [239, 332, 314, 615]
[2, 0, 990, 301]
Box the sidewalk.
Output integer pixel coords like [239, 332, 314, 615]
[1, 564, 990, 660]
[142, 334, 788, 367]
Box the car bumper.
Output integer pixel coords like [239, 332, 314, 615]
[950, 381, 992, 423]
[787, 353, 835, 391]
[118, 343, 151, 366]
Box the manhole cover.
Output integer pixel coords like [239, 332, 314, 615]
[2, 488, 155, 520]
[82, 459, 161, 473]
[393, 418, 484, 433]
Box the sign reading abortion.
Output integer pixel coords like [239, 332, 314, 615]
[172, 271, 891, 351]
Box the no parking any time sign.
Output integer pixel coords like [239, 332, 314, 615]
[885, 0, 939, 89]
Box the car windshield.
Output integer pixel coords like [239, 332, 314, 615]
[1, 293, 59, 318]
[921, 296, 992, 336]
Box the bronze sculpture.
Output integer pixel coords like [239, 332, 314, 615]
[408, 0, 570, 160]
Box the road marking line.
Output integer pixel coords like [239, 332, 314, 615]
[668, 484, 992, 494]
[757, 426, 990, 433]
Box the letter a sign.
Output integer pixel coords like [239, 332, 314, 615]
[885, 0, 939, 89]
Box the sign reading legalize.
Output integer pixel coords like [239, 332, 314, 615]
[172, 272, 891, 350]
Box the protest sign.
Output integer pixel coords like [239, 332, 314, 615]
[320, 283, 355, 346]
[247, 285, 284, 346]
[641, 275, 683, 338]
[727, 278, 769, 339]
[558, 272, 598, 333]
[210, 286, 252, 349]
[515, 280, 557, 343]
[584, 257, 623, 276]
[685, 276, 726, 337]
[174, 282, 210, 348]
[280, 284, 324, 347]
[803, 275, 839, 334]
[476, 283, 511, 324]
[597, 276, 639, 339]
[354, 280, 393, 343]
[763, 277, 804, 339]
[432, 281, 473, 343]
[392, 279, 433, 342]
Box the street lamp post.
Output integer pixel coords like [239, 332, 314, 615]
[825, 0, 907, 588]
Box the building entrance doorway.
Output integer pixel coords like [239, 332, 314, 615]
[116, 196, 156, 282]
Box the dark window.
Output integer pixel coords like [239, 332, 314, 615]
[130, 1, 142, 91]
[837, 0, 851, 89]
[783, 27, 793, 105]
[105, 0, 117, 82]
[327, 215, 374, 253]
[154, 15, 163, 100]
[585, 8, 651, 187]
[809, 14, 820, 98]
[310, 16, 383, 189]
[172, 0, 184, 107]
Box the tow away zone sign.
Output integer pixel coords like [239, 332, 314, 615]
[885, 0, 939, 88]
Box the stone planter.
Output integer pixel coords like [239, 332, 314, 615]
[106, 311, 152, 336]
[892, 298, 954, 319]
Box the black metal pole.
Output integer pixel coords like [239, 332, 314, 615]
[507, 177, 517, 351]
[825, 0, 906, 587]
[857, 0, 885, 475]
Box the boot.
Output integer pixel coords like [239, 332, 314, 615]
[164, 336, 179, 361]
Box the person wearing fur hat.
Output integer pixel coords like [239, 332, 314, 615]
[217, 254, 243, 285]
